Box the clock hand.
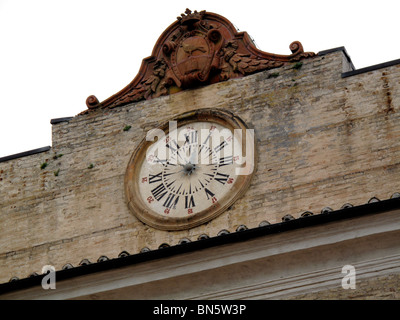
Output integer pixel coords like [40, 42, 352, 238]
[189, 147, 197, 165]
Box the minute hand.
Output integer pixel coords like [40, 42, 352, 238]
[189, 147, 197, 164]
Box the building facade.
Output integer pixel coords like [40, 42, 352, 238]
[1, 10, 400, 299]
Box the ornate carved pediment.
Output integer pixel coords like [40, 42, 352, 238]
[84, 9, 315, 112]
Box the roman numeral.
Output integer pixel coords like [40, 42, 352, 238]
[215, 172, 230, 185]
[151, 183, 167, 201]
[214, 141, 228, 153]
[219, 156, 233, 167]
[199, 131, 213, 153]
[163, 193, 179, 209]
[185, 195, 195, 209]
[204, 188, 215, 200]
[149, 172, 163, 184]
[184, 131, 198, 144]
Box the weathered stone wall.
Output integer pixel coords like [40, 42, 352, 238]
[1, 49, 400, 288]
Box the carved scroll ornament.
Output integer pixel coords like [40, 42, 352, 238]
[83, 9, 315, 112]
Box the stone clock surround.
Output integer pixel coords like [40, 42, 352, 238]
[124, 108, 256, 231]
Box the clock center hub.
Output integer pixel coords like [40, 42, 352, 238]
[183, 163, 196, 175]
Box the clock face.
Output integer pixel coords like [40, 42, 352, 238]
[125, 109, 255, 230]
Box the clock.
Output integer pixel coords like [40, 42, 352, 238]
[124, 108, 256, 230]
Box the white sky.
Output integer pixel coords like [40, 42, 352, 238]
[0, 0, 399, 158]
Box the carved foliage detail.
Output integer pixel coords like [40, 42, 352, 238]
[114, 59, 168, 106]
[220, 40, 284, 80]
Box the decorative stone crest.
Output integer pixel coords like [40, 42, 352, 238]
[84, 9, 315, 112]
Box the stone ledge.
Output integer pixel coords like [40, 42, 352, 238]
[342, 58, 400, 78]
[0, 146, 51, 163]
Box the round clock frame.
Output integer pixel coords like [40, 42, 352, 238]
[124, 108, 256, 231]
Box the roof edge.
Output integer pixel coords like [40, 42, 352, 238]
[342, 58, 400, 78]
[50, 117, 74, 125]
[318, 46, 400, 78]
[0, 146, 51, 163]
[318, 46, 356, 71]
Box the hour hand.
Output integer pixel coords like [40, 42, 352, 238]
[189, 148, 197, 165]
